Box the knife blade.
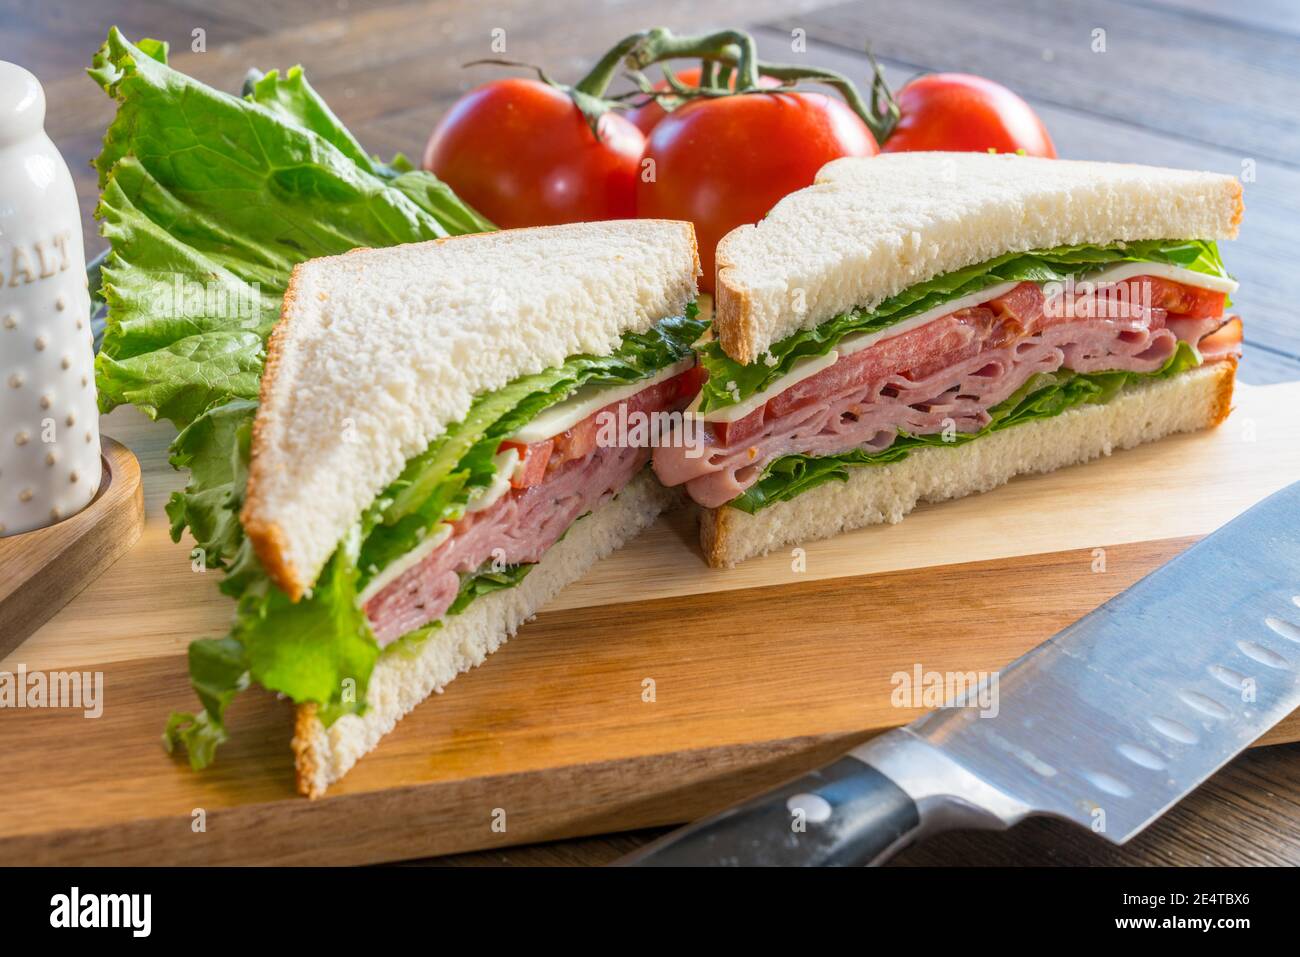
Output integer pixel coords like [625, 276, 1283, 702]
[619, 479, 1300, 866]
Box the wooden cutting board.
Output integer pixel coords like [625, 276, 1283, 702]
[1, 382, 1298, 865]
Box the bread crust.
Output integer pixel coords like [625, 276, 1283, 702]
[1210, 355, 1238, 426]
[1228, 178, 1245, 233]
[293, 702, 325, 798]
[699, 504, 733, 569]
[242, 258, 308, 600]
[700, 361, 1237, 568]
[713, 224, 758, 365]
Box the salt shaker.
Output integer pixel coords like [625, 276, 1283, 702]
[0, 60, 101, 537]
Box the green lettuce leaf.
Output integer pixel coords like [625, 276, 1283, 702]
[90, 27, 493, 429]
[236, 526, 377, 709]
[162, 308, 703, 765]
[162, 637, 249, 770]
[730, 341, 1204, 513]
[448, 563, 535, 616]
[697, 239, 1230, 415]
[163, 399, 256, 576]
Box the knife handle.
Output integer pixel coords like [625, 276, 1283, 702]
[616, 756, 920, 867]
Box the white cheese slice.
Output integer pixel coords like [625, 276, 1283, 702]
[465, 447, 520, 514]
[701, 262, 1236, 422]
[1073, 260, 1238, 294]
[509, 358, 694, 445]
[357, 522, 454, 606]
[700, 349, 842, 424]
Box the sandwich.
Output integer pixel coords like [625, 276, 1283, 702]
[653, 153, 1242, 566]
[91, 29, 705, 798]
[166, 220, 701, 796]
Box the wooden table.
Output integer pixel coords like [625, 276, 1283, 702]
[5, 0, 1298, 865]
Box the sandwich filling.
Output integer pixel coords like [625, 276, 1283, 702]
[361, 366, 698, 644]
[654, 242, 1240, 511]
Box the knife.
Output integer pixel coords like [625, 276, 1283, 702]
[619, 479, 1300, 866]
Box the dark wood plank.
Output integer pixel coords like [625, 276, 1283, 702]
[770, 0, 1300, 166]
[161, 0, 421, 31]
[0, 0, 263, 74]
[1135, 0, 1300, 39]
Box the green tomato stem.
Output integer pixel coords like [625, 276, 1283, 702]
[578, 27, 899, 146]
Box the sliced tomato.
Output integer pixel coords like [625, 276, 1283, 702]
[669, 364, 706, 403]
[498, 439, 553, 488]
[1140, 277, 1227, 319]
[549, 415, 600, 468]
[712, 405, 765, 447]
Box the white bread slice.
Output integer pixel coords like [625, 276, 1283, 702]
[293, 470, 675, 798]
[715, 153, 1243, 364]
[244, 221, 699, 599]
[701, 361, 1235, 568]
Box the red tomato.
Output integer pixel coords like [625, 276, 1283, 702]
[422, 78, 645, 228]
[1142, 277, 1227, 318]
[498, 439, 553, 488]
[627, 67, 783, 136]
[712, 406, 763, 448]
[549, 415, 600, 468]
[882, 73, 1056, 157]
[637, 92, 877, 293]
[669, 364, 706, 403]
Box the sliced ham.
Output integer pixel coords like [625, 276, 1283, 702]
[363, 372, 692, 645]
[654, 277, 1237, 508]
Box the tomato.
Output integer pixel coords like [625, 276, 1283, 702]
[881, 73, 1055, 157]
[1142, 277, 1227, 318]
[422, 78, 645, 229]
[498, 439, 553, 488]
[549, 415, 600, 468]
[668, 364, 706, 403]
[626, 67, 782, 136]
[637, 92, 877, 292]
[712, 406, 763, 448]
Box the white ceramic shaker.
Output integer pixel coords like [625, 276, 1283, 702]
[0, 60, 101, 537]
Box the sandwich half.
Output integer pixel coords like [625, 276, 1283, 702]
[653, 153, 1242, 567]
[167, 220, 701, 796]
